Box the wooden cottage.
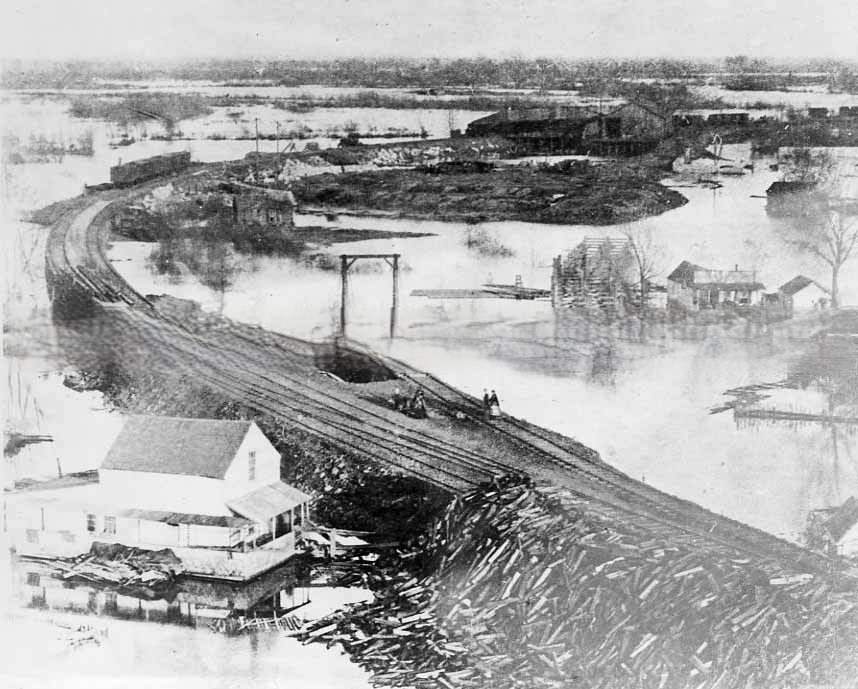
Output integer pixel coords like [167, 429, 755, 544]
[667, 261, 765, 310]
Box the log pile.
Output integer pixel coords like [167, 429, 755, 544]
[300, 479, 858, 688]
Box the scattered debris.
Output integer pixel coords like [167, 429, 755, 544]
[27, 542, 184, 597]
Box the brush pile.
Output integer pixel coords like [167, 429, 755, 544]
[300, 479, 858, 688]
[37, 541, 183, 597]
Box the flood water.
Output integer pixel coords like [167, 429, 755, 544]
[3, 83, 858, 683]
[108, 164, 858, 542]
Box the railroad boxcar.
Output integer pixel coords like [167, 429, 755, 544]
[110, 151, 191, 187]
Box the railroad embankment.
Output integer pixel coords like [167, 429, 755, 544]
[291, 161, 687, 225]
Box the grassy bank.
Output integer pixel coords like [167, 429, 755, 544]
[292, 162, 688, 225]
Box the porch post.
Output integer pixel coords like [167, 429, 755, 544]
[271, 516, 277, 541]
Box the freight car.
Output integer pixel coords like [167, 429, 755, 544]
[109, 151, 191, 187]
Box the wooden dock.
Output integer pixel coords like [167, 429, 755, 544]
[411, 284, 550, 300]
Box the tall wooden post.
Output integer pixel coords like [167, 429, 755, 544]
[340, 255, 349, 338]
[390, 254, 400, 339]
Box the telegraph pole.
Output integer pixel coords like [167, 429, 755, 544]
[255, 118, 260, 155]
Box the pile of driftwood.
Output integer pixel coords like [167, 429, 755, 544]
[36, 542, 183, 597]
[300, 479, 858, 688]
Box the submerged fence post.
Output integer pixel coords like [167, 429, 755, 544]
[390, 254, 400, 339]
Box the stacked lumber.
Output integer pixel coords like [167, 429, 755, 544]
[300, 479, 858, 688]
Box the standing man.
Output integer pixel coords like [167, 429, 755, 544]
[488, 389, 501, 417]
[482, 389, 491, 420]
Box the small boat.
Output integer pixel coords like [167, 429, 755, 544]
[718, 164, 746, 176]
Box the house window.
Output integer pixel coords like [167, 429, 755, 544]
[26, 572, 40, 587]
[103, 516, 117, 535]
[86, 513, 97, 532]
[249, 451, 256, 481]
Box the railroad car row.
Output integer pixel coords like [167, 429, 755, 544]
[109, 151, 191, 187]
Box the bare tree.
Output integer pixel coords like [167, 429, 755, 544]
[621, 227, 663, 308]
[781, 206, 858, 308]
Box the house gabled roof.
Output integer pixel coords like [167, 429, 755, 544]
[667, 260, 705, 283]
[101, 416, 256, 479]
[779, 275, 825, 296]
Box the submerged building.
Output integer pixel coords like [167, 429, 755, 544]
[4, 416, 312, 581]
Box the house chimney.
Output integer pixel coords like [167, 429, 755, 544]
[734, 264, 738, 272]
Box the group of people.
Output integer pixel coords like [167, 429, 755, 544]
[391, 386, 428, 419]
[483, 389, 501, 419]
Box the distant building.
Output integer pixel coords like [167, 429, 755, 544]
[807, 107, 830, 120]
[464, 105, 598, 154]
[219, 184, 296, 232]
[581, 102, 670, 156]
[667, 261, 764, 310]
[778, 275, 830, 313]
[5, 417, 312, 581]
[551, 237, 638, 310]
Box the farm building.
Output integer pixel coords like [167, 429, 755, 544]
[220, 185, 296, 232]
[4, 417, 312, 580]
[667, 261, 765, 310]
[779, 275, 830, 313]
[581, 102, 670, 156]
[465, 105, 598, 154]
[551, 237, 638, 310]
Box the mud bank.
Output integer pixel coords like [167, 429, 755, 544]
[291, 164, 688, 225]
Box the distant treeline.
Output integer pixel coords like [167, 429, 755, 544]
[4, 56, 858, 90]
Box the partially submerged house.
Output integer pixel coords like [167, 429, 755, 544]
[4, 417, 312, 581]
[667, 261, 765, 310]
[551, 237, 638, 310]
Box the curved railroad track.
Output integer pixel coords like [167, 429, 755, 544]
[45, 190, 834, 575]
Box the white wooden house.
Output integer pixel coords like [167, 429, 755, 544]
[5, 417, 311, 581]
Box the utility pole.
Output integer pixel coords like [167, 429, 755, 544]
[255, 118, 260, 155]
[338, 253, 401, 340]
[275, 122, 280, 155]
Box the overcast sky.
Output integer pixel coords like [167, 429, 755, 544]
[2, 0, 857, 61]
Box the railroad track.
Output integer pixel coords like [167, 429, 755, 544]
[46, 194, 834, 574]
